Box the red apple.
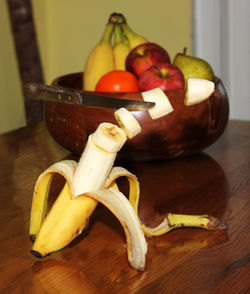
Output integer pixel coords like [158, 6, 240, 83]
[126, 43, 170, 78]
[138, 63, 185, 92]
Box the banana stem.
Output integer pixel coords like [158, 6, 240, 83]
[108, 12, 126, 25]
[114, 24, 125, 45]
[121, 23, 136, 39]
[121, 23, 148, 49]
[101, 23, 114, 43]
[167, 213, 227, 231]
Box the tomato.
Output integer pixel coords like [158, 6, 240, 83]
[95, 70, 139, 92]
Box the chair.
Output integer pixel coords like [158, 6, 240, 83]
[7, 0, 44, 125]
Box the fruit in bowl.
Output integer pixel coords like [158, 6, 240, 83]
[173, 48, 214, 81]
[44, 72, 229, 161]
[138, 63, 185, 92]
[43, 13, 229, 161]
[125, 42, 171, 78]
[95, 70, 139, 92]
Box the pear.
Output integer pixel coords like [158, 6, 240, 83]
[173, 48, 214, 81]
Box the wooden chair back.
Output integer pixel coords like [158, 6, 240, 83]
[7, 0, 44, 125]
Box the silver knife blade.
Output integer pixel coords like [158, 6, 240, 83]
[24, 83, 155, 111]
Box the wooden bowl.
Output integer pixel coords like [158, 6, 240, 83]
[44, 72, 229, 161]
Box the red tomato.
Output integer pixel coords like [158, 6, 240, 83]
[95, 70, 139, 92]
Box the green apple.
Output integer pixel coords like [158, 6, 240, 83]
[173, 48, 214, 81]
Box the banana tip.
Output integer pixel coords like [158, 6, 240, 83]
[208, 216, 228, 231]
[29, 234, 36, 243]
[30, 250, 43, 258]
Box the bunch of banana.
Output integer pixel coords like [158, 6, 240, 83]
[29, 88, 226, 271]
[83, 13, 148, 91]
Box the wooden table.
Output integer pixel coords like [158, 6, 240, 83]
[0, 120, 249, 293]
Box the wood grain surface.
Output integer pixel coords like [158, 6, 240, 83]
[0, 120, 249, 293]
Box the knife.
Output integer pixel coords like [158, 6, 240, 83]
[24, 83, 155, 111]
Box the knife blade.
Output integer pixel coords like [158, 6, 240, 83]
[24, 83, 155, 111]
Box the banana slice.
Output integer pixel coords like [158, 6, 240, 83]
[114, 107, 142, 139]
[185, 78, 215, 106]
[141, 87, 173, 120]
[92, 122, 127, 153]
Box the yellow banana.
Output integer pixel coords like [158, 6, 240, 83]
[113, 24, 130, 70]
[83, 22, 114, 91]
[121, 22, 148, 49]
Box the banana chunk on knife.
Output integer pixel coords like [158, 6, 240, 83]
[185, 78, 215, 106]
[141, 79, 215, 119]
[142, 87, 174, 120]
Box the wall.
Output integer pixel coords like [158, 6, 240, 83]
[193, 0, 250, 120]
[0, 0, 26, 134]
[0, 0, 192, 134]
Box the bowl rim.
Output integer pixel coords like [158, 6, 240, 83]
[52, 71, 221, 97]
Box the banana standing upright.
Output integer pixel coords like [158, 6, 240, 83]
[83, 22, 114, 91]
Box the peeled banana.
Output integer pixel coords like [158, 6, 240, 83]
[30, 123, 127, 257]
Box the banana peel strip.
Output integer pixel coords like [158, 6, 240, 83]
[30, 160, 147, 271]
[105, 166, 227, 236]
[29, 160, 77, 239]
[82, 188, 147, 271]
[105, 166, 174, 236]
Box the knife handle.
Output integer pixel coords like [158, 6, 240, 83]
[24, 83, 82, 105]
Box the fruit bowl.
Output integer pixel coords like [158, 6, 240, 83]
[44, 72, 229, 161]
